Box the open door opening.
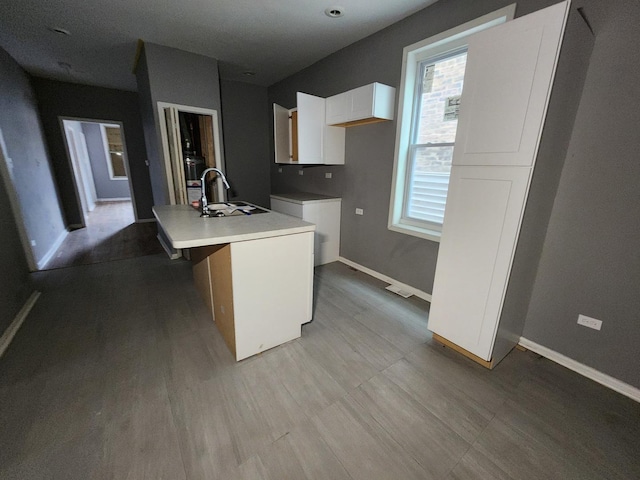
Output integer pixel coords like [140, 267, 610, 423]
[159, 104, 225, 206]
[44, 118, 161, 270]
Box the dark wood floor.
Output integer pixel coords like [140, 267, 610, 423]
[1, 256, 638, 479]
[44, 200, 162, 270]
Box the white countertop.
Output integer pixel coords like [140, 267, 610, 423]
[153, 204, 315, 249]
[270, 192, 341, 204]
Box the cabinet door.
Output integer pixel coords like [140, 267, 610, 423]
[273, 103, 292, 164]
[428, 166, 531, 360]
[296, 92, 324, 164]
[453, 1, 569, 167]
[349, 84, 375, 120]
[326, 92, 349, 125]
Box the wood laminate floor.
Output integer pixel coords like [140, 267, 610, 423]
[44, 200, 163, 270]
[1, 256, 638, 479]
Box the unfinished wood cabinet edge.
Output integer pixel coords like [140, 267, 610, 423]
[332, 117, 390, 128]
[432, 333, 495, 369]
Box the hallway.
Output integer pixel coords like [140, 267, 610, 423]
[44, 200, 162, 270]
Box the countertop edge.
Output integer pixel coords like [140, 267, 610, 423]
[270, 193, 342, 205]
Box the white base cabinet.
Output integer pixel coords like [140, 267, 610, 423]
[192, 232, 314, 361]
[270, 193, 341, 266]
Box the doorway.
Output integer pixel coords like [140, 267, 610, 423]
[45, 118, 161, 270]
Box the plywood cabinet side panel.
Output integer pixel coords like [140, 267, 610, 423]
[291, 110, 299, 162]
[192, 255, 214, 318]
[208, 244, 236, 357]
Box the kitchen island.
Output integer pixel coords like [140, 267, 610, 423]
[153, 204, 315, 361]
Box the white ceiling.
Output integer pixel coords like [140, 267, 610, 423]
[0, 0, 438, 91]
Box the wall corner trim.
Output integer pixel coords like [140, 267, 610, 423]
[0, 291, 41, 358]
[37, 229, 68, 270]
[338, 256, 432, 302]
[518, 337, 640, 403]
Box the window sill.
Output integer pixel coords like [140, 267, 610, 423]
[388, 222, 442, 242]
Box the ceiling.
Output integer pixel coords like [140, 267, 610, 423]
[0, 0, 438, 91]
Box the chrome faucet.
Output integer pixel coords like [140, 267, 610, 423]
[200, 167, 231, 217]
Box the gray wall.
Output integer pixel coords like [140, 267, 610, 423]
[81, 122, 131, 200]
[0, 164, 32, 336]
[269, 0, 640, 388]
[523, 0, 640, 388]
[220, 80, 271, 207]
[31, 78, 153, 223]
[0, 47, 67, 269]
[136, 43, 225, 207]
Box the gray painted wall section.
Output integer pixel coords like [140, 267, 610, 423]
[493, 7, 595, 364]
[81, 123, 131, 199]
[0, 162, 32, 336]
[136, 43, 225, 207]
[523, 0, 640, 388]
[31, 78, 153, 223]
[0, 48, 67, 269]
[220, 80, 271, 207]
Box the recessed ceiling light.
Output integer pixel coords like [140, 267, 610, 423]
[325, 6, 344, 18]
[49, 26, 71, 36]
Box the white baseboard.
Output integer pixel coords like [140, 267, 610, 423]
[157, 234, 181, 260]
[0, 291, 41, 358]
[519, 337, 640, 403]
[96, 197, 132, 202]
[37, 229, 69, 270]
[136, 218, 156, 223]
[338, 256, 432, 302]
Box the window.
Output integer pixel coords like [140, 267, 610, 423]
[388, 5, 515, 241]
[103, 125, 127, 180]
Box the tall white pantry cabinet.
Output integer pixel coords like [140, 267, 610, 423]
[428, 1, 594, 367]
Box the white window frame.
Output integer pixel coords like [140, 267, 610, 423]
[101, 123, 128, 180]
[388, 4, 516, 242]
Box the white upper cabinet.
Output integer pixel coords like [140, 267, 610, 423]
[273, 92, 345, 165]
[326, 83, 396, 127]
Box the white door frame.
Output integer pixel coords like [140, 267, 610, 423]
[156, 102, 225, 205]
[58, 116, 140, 223]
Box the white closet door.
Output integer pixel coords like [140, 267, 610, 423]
[429, 166, 531, 360]
[428, 1, 570, 361]
[453, 1, 570, 167]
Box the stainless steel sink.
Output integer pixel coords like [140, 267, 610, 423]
[203, 201, 269, 217]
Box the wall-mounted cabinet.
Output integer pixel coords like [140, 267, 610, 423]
[273, 92, 345, 165]
[326, 82, 396, 127]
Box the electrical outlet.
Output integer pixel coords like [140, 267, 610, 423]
[325, 172, 332, 179]
[298, 169, 304, 176]
[278, 167, 282, 173]
[355, 208, 364, 215]
[30, 240, 36, 247]
[577, 314, 602, 331]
